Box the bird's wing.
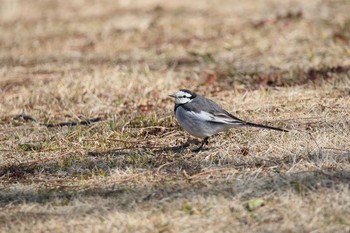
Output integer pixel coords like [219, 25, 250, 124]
[185, 97, 288, 131]
[198, 111, 246, 125]
[218, 109, 246, 122]
[192, 97, 246, 125]
[181, 96, 247, 125]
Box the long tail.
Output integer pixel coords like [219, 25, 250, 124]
[244, 122, 288, 132]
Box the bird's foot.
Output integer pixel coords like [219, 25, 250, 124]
[191, 137, 209, 152]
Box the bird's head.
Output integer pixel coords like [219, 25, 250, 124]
[169, 89, 197, 105]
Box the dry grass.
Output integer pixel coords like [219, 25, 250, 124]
[1, 0, 350, 232]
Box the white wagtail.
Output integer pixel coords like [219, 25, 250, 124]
[169, 89, 288, 152]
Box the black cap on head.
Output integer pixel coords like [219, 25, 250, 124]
[179, 89, 197, 98]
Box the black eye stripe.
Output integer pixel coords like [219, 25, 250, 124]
[176, 93, 194, 99]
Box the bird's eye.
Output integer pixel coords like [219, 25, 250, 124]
[182, 95, 187, 98]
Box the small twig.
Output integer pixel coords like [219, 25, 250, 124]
[13, 113, 37, 122]
[141, 126, 170, 130]
[182, 169, 190, 180]
[42, 117, 102, 128]
[156, 162, 174, 175]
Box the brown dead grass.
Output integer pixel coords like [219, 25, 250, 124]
[1, 0, 350, 232]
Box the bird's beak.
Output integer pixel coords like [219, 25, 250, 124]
[169, 94, 175, 98]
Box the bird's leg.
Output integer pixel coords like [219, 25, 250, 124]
[192, 137, 209, 152]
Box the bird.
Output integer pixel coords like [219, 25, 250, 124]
[169, 89, 288, 152]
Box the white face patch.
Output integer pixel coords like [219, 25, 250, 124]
[173, 90, 193, 104]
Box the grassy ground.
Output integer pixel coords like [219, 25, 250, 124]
[1, 0, 350, 232]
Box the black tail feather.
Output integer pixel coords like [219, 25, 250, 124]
[244, 122, 288, 132]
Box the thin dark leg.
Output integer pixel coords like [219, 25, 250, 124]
[192, 137, 209, 152]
